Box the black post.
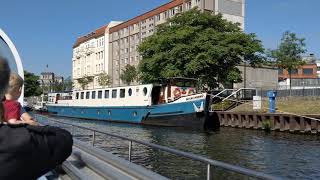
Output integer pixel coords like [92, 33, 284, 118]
[243, 61, 246, 89]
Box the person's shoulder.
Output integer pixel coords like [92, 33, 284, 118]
[0, 124, 31, 151]
[4, 99, 20, 107]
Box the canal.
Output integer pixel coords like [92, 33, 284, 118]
[39, 116, 320, 179]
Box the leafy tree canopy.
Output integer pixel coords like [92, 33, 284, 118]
[120, 64, 137, 85]
[77, 75, 93, 90]
[64, 76, 73, 91]
[267, 31, 306, 94]
[138, 8, 264, 88]
[52, 81, 64, 92]
[98, 73, 111, 88]
[24, 71, 42, 97]
[268, 31, 306, 70]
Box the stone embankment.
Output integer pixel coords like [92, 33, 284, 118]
[216, 112, 320, 134]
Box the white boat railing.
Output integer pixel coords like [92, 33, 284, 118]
[210, 89, 237, 99]
[222, 88, 257, 102]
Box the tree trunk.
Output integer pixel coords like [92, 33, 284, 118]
[243, 62, 247, 88]
[289, 69, 292, 96]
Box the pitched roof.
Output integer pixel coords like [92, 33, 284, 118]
[73, 24, 108, 48]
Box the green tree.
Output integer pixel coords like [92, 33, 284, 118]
[52, 81, 64, 92]
[97, 73, 111, 88]
[268, 31, 306, 94]
[138, 8, 264, 89]
[24, 71, 42, 97]
[64, 76, 73, 91]
[77, 75, 94, 90]
[120, 64, 138, 85]
[41, 86, 49, 94]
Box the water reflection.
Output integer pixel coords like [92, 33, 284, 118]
[40, 116, 320, 179]
[0, 36, 18, 72]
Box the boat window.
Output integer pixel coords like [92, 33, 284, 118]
[184, 81, 193, 87]
[86, 92, 90, 99]
[112, 89, 117, 98]
[80, 92, 84, 99]
[105, 90, 109, 98]
[98, 90, 102, 99]
[175, 81, 182, 87]
[120, 89, 125, 98]
[128, 88, 132, 96]
[76, 92, 79, 99]
[143, 87, 148, 96]
[92, 91, 96, 99]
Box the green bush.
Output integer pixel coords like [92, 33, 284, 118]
[262, 119, 272, 132]
[211, 100, 234, 111]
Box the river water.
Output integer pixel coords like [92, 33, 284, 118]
[38, 116, 320, 179]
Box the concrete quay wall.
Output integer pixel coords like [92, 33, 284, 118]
[216, 112, 320, 134]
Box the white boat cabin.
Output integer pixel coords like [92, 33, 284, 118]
[48, 92, 73, 103]
[51, 78, 200, 107]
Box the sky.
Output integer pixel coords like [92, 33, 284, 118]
[1, 0, 319, 77]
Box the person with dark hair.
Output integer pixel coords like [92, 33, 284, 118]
[0, 57, 73, 179]
[0, 57, 10, 122]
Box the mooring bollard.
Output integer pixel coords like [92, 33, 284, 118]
[267, 91, 277, 113]
[207, 164, 211, 180]
[128, 141, 132, 162]
[92, 131, 96, 147]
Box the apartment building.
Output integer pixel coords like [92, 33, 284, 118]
[72, 21, 122, 90]
[72, 0, 245, 88]
[108, 0, 245, 86]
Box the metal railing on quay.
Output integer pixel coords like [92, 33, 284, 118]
[36, 114, 281, 180]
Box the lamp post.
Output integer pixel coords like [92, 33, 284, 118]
[243, 60, 247, 89]
[302, 81, 305, 96]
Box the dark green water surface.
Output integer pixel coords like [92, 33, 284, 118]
[39, 116, 320, 179]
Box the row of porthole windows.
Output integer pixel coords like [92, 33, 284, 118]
[75, 87, 148, 100]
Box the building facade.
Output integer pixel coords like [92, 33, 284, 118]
[233, 65, 278, 90]
[55, 76, 64, 84]
[108, 0, 245, 87]
[278, 64, 318, 80]
[39, 72, 55, 89]
[72, 0, 245, 88]
[39, 72, 65, 93]
[72, 21, 122, 90]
